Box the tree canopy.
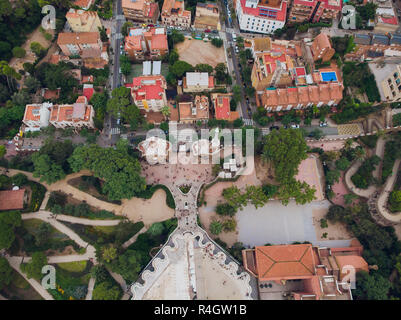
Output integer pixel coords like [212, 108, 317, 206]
[68, 143, 146, 201]
[0, 211, 21, 249]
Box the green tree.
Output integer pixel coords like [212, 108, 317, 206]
[68, 144, 146, 201]
[210, 220, 223, 235]
[92, 281, 120, 300]
[0, 257, 12, 290]
[22, 252, 47, 280]
[110, 250, 142, 282]
[389, 190, 401, 211]
[0, 145, 5, 158]
[32, 153, 66, 184]
[169, 60, 193, 78]
[354, 271, 390, 300]
[102, 246, 117, 263]
[222, 218, 236, 232]
[335, 157, 350, 171]
[35, 222, 52, 246]
[245, 185, 269, 208]
[30, 42, 45, 57]
[194, 63, 213, 74]
[161, 105, 171, 121]
[0, 211, 22, 249]
[121, 21, 134, 37]
[148, 222, 164, 236]
[12, 46, 26, 58]
[24, 76, 41, 93]
[216, 203, 236, 217]
[211, 38, 223, 48]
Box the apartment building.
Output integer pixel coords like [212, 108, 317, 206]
[194, 2, 221, 30]
[161, 0, 191, 29]
[57, 32, 102, 57]
[212, 93, 239, 121]
[375, 6, 399, 33]
[126, 75, 168, 112]
[368, 60, 401, 102]
[72, 0, 94, 10]
[182, 72, 215, 92]
[235, 0, 287, 35]
[288, 0, 342, 24]
[243, 243, 369, 300]
[122, 0, 160, 24]
[66, 9, 102, 33]
[179, 95, 209, 124]
[22, 96, 95, 131]
[49, 96, 95, 129]
[125, 27, 168, 61]
[311, 33, 335, 62]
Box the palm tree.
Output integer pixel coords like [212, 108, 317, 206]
[344, 139, 353, 151]
[161, 105, 171, 121]
[355, 147, 366, 160]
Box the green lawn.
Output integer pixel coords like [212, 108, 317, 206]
[57, 261, 88, 273]
[126, 62, 169, 83]
[22, 219, 68, 240]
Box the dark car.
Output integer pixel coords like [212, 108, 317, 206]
[270, 126, 279, 131]
[205, 29, 211, 33]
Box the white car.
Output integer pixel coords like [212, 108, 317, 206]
[319, 122, 328, 127]
[290, 124, 300, 129]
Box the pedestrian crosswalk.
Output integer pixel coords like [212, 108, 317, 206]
[243, 118, 254, 126]
[110, 127, 120, 135]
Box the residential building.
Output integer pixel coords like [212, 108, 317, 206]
[66, 9, 102, 33]
[179, 95, 209, 123]
[125, 27, 168, 61]
[22, 102, 52, 131]
[260, 82, 344, 111]
[183, 72, 215, 92]
[126, 75, 168, 112]
[57, 32, 102, 57]
[243, 242, 369, 300]
[122, 0, 160, 24]
[368, 59, 401, 102]
[41, 88, 61, 101]
[83, 84, 95, 101]
[0, 189, 27, 211]
[194, 2, 221, 31]
[49, 96, 95, 129]
[22, 96, 95, 131]
[288, 0, 342, 24]
[251, 49, 295, 93]
[212, 93, 239, 121]
[236, 0, 287, 34]
[72, 0, 95, 10]
[374, 0, 399, 33]
[161, 0, 191, 29]
[310, 33, 335, 62]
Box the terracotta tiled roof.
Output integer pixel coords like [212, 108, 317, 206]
[254, 244, 316, 281]
[131, 75, 166, 101]
[73, 0, 94, 9]
[151, 34, 168, 50]
[0, 189, 25, 211]
[336, 255, 369, 280]
[57, 32, 99, 45]
[122, 0, 146, 10]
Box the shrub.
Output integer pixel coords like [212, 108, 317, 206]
[351, 155, 381, 189]
[12, 47, 26, 58]
[216, 203, 236, 217]
[320, 218, 328, 229]
[210, 220, 223, 235]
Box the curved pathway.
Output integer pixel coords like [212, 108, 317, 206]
[345, 137, 385, 198]
[376, 159, 401, 224]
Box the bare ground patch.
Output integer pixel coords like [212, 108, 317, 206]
[175, 38, 226, 67]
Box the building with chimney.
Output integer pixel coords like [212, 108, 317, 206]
[194, 2, 221, 31]
[182, 72, 215, 92]
[212, 93, 239, 121]
[66, 8, 102, 33]
[311, 33, 335, 62]
[179, 95, 209, 124]
[22, 96, 95, 131]
[161, 0, 191, 29]
[288, 0, 342, 24]
[235, 0, 287, 34]
[122, 0, 160, 24]
[126, 75, 168, 112]
[125, 27, 168, 61]
[57, 32, 103, 57]
[243, 242, 369, 300]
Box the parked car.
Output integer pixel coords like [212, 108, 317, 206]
[204, 29, 211, 33]
[270, 126, 279, 131]
[290, 124, 300, 129]
[319, 121, 328, 127]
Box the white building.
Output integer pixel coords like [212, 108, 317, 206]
[235, 0, 287, 35]
[22, 103, 52, 132]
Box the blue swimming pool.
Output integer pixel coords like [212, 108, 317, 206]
[321, 71, 337, 82]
